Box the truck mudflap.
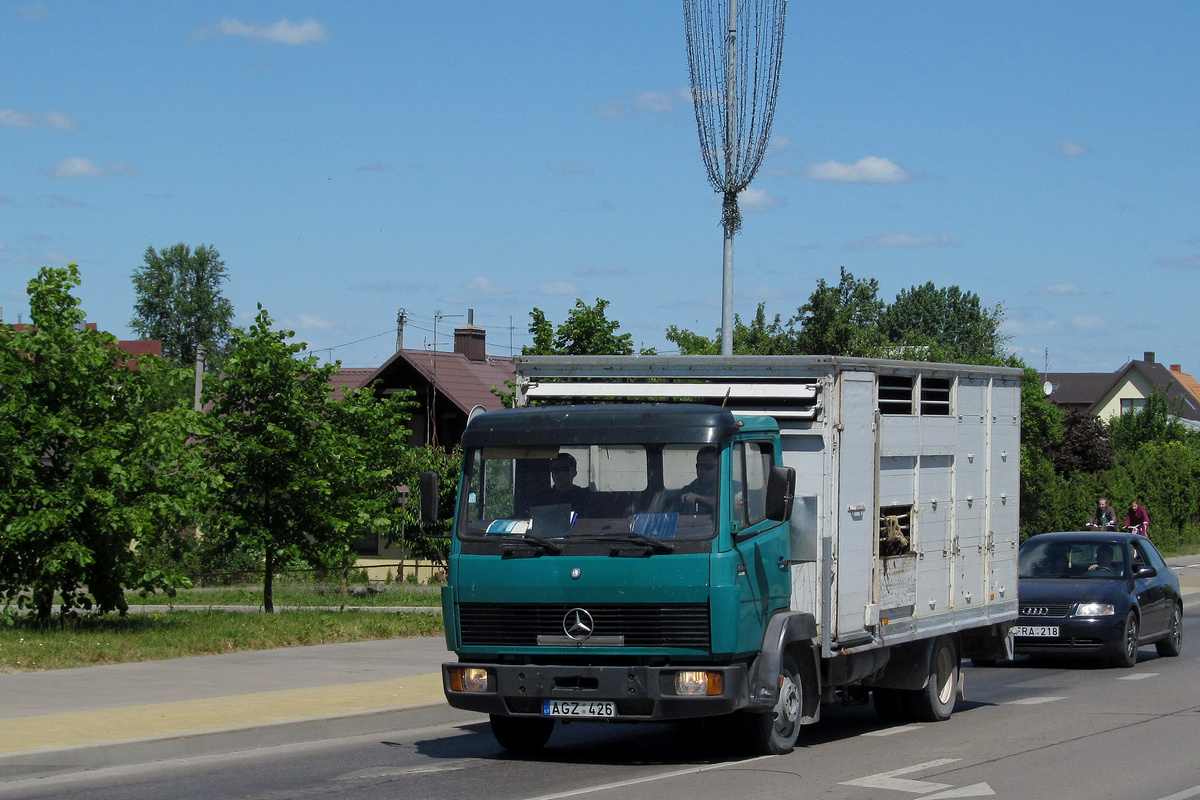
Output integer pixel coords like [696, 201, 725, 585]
[442, 662, 750, 720]
[746, 612, 820, 723]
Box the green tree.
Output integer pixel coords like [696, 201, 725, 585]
[666, 302, 797, 355]
[1050, 408, 1115, 477]
[525, 298, 644, 356]
[790, 268, 887, 356]
[1108, 391, 1195, 454]
[878, 282, 1007, 364]
[324, 384, 418, 587]
[198, 306, 340, 612]
[1016, 364, 1065, 539]
[0, 265, 196, 623]
[130, 243, 235, 370]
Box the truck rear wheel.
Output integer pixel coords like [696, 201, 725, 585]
[490, 715, 554, 753]
[904, 636, 959, 722]
[742, 653, 803, 755]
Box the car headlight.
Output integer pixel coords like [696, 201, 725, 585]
[1074, 603, 1115, 617]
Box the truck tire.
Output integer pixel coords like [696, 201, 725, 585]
[742, 652, 803, 755]
[904, 636, 959, 722]
[490, 715, 554, 753]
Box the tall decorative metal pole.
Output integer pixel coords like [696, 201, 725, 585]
[684, 0, 786, 355]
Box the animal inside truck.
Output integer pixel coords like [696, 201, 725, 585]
[432, 355, 1022, 754]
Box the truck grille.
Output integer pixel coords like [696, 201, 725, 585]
[459, 603, 710, 649]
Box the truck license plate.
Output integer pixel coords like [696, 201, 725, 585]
[542, 700, 616, 718]
[1013, 625, 1059, 637]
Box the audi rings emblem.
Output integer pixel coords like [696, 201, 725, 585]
[563, 608, 595, 641]
[1022, 606, 1049, 616]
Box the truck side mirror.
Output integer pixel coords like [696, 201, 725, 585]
[765, 466, 796, 522]
[419, 470, 440, 525]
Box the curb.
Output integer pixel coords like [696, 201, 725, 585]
[0, 701, 479, 784]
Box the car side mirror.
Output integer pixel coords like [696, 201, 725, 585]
[765, 466, 796, 522]
[1134, 565, 1157, 579]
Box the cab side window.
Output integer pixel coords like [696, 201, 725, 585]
[733, 441, 773, 528]
[1131, 542, 1149, 570]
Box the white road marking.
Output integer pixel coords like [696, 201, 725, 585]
[840, 759, 958, 793]
[521, 755, 775, 800]
[864, 724, 924, 736]
[1157, 787, 1200, 800]
[1006, 695, 1066, 705]
[923, 783, 996, 798]
[1117, 672, 1158, 681]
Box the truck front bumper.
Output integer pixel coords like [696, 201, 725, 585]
[442, 662, 750, 720]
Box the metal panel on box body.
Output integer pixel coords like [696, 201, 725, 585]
[834, 372, 877, 641]
[954, 384, 988, 611]
[917, 454, 953, 615]
[989, 380, 1022, 602]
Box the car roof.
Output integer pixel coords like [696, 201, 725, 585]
[1024, 532, 1144, 546]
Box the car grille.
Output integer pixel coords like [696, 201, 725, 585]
[1019, 604, 1073, 618]
[459, 602, 711, 649]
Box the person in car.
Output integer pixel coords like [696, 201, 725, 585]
[529, 453, 591, 513]
[1088, 544, 1119, 574]
[678, 446, 719, 513]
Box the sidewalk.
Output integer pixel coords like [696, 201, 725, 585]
[0, 637, 476, 783]
[5, 558, 1200, 784]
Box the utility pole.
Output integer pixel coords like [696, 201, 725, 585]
[193, 343, 206, 412]
[396, 308, 407, 352]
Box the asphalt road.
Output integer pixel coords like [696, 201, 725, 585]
[6, 613, 1199, 800]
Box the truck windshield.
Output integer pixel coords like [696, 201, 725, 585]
[458, 443, 719, 541]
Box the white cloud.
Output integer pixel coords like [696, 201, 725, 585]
[598, 87, 689, 119]
[1070, 315, 1109, 332]
[807, 157, 912, 183]
[199, 18, 328, 45]
[538, 281, 577, 296]
[50, 157, 140, 178]
[739, 187, 784, 212]
[464, 277, 514, 296]
[1031, 282, 1082, 295]
[1156, 255, 1200, 269]
[14, 2, 49, 20]
[1002, 318, 1062, 337]
[1060, 140, 1091, 157]
[299, 314, 334, 330]
[848, 232, 954, 250]
[1, 109, 78, 130]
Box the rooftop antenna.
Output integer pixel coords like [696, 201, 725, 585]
[684, 0, 787, 355]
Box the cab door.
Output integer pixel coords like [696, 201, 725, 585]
[730, 438, 791, 652]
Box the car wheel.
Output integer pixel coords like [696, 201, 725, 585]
[1110, 611, 1140, 668]
[904, 636, 959, 722]
[490, 715, 554, 753]
[741, 652, 803, 755]
[1156, 605, 1183, 658]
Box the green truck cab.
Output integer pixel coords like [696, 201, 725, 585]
[440, 404, 804, 753]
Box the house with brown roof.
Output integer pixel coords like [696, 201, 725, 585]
[356, 311, 515, 448]
[1044, 351, 1200, 428]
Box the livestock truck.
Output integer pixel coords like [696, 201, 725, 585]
[434, 355, 1021, 754]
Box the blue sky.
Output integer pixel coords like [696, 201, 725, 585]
[2, 1, 1197, 373]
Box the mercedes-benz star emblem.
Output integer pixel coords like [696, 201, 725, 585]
[563, 608, 594, 641]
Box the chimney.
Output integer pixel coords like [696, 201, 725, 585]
[1144, 351, 1155, 363]
[1171, 364, 1182, 373]
[454, 309, 486, 362]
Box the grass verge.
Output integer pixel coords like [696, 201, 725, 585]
[0, 609, 444, 672]
[125, 583, 442, 608]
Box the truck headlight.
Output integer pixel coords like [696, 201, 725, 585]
[675, 670, 724, 696]
[1074, 603, 1115, 617]
[448, 667, 490, 693]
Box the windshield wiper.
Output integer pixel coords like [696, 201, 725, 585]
[571, 533, 676, 554]
[493, 534, 564, 555]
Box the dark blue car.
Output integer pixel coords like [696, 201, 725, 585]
[1014, 532, 1183, 667]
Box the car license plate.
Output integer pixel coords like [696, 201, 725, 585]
[542, 700, 616, 718]
[1013, 625, 1059, 637]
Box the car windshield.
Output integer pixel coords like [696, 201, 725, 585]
[1019, 539, 1127, 579]
[457, 443, 720, 541]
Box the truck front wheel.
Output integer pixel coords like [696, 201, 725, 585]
[490, 715, 554, 753]
[904, 636, 959, 722]
[742, 653, 803, 755]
